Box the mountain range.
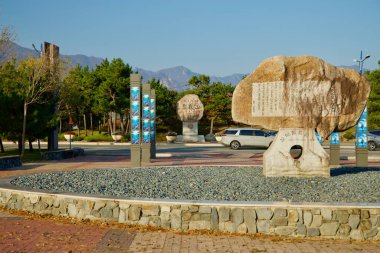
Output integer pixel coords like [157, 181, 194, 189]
[9, 42, 364, 91]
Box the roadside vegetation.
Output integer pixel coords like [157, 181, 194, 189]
[1, 26, 379, 157]
[0, 27, 236, 157]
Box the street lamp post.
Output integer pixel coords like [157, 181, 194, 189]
[354, 51, 370, 75]
[354, 50, 370, 167]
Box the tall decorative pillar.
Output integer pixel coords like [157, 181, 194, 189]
[150, 89, 156, 159]
[141, 83, 151, 163]
[130, 74, 141, 167]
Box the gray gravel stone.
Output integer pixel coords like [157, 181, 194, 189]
[67, 204, 77, 217]
[303, 211, 313, 226]
[338, 224, 351, 237]
[171, 209, 182, 229]
[349, 214, 360, 229]
[142, 205, 159, 216]
[128, 206, 141, 221]
[224, 222, 237, 233]
[257, 220, 270, 233]
[350, 229, 364, 240]
[274, 208, 287, 218]
[10, 166, 380, 203]
[149, 216, 161, 227]
[321, 209, 332, 221]
[320, 222, 340, 236]
[199, 206, 211, 214]
[100, 208, 113, 219]
[211, 207, 218, 230]
[271, 217, 288, 227]
[231, 208, 243, 225]
[288, 210, 298, 224]
[336, 210, 349, 224]
[237, 223, 247, 234]
[307, 228, 320, 237]
[361, 210, 370, 219]
[218, 207, 230, 222]
[297, 224, 307, 236]
[276, 226, 296, 236]
[311, 215, 322, 227]
[364, 228, 378, 239]
[257, 208, 273, 220]
[189, 220, 211, 230]
[360, 220, 372, 231]
[244, 209, 256, 223]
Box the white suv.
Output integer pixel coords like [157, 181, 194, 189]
[221, 128, 275, 150]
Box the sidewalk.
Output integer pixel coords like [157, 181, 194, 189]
[1, 208, 380, 253]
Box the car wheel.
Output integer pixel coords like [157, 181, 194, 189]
[368, 141, 376, 151]
[230, 141, 241, 150]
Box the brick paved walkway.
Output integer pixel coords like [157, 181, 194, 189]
[1, 209, 380, 253]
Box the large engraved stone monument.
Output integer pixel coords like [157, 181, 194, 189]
[177, 94, 204, 142]
[232, 55, 370, 177]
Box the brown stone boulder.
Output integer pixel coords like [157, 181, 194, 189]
[177, 94, 204, 122]
[232, 55, 371, 138]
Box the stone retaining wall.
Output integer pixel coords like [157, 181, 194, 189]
[0, 156, 22, 170]
[1, 188, 379, 240]
[41, 148, 84, 160]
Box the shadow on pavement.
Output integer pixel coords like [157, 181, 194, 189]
[331, 167, 380, 176]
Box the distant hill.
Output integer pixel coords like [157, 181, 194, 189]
[136, 66, 246, 91]
[10, 42, 103, 69]
[10, 42, 246, 91]
[338, 65, 369, 73]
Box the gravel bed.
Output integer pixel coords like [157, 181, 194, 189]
[9, 166, 380, 203]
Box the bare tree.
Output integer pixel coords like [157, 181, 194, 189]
[0, 26, 16, 64]
[18, 55, 60, 157]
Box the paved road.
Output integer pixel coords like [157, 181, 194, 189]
[4, 141, 380, 160]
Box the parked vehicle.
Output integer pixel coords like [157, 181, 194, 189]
[368, 130, 380, 151]
[221, 128, 275, 150]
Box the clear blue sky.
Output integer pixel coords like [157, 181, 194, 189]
[1, 0, 379, 76]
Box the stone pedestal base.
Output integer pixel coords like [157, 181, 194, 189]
[130, 145, 141, 167]
[330, 145, 340, 166]
[182, 121, 199, 143]
[141, 143, 150, 164]
[356, 147, 368, 167]
[263, 128, 330, 177]
[176, 135, 205, 143]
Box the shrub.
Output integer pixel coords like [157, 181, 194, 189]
[343, 131, 355, 140]
[84, 134, 113, 142]
[74, 136, 85, 141]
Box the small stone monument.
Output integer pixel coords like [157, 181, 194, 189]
[177, 94, 204, 142]
[232, 55, 370, 177]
